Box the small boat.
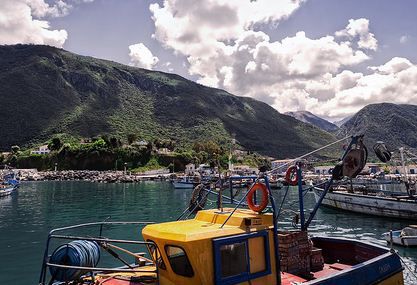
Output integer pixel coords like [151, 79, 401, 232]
[0, 185, 16, 197]
[0, 171, 19, 197]
[171, 176, 196, 189]
[383, 226, 417, 246]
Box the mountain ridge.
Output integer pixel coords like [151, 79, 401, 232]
[285, 111, 339, 132]
[0, 44, 336, 158]
[339, 103, 417, 151]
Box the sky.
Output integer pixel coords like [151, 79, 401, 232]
[1, 0, 417, 121]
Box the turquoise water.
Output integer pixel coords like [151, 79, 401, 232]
[0, 181, 416, 284]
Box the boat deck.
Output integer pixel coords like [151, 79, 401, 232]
[281, 262, 352, 284]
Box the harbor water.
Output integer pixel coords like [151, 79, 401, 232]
[1, 181, 417, 284]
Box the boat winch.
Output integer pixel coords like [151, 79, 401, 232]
[49, 240, 100, 281]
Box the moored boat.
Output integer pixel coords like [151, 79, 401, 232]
[38, 207, 404, 285]
[0, 171, 19, 197]
[313, 187, 417, 220]
[383, 226, 417, 246]
[0, 185, 16, 197]
[171, 176, 197, 189]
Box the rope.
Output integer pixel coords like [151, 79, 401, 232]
[49, 240, 100, 281]
[391, 249, 417, 281]
[267, 136, 350, 174]
[275, 185, 290, 220]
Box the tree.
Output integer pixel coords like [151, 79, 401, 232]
[109, 137, 121, 148]
[127, 133, 137, 145]
[49, 137, 62, 151]
[153, 138, 162, 148]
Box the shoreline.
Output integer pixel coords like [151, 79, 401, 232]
[18, 170, 173, 183]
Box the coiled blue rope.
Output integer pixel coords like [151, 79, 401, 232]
[49, 240, 100, 281]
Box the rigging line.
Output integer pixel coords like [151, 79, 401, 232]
[267, 135, 350, 174]
[335, 112, 361, 138]
[392, 250, 417, 281]
[276, 185, 290, 220]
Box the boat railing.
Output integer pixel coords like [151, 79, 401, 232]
[39, 221, 160, 285]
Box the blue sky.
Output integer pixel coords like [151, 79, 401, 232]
[2, 0, 417, 121]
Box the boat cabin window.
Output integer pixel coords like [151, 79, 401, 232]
[147, 240, 166, 270]
[213, 231, 271, 285]
[219, 241, 248, 277]
[165, 245, 194, 277]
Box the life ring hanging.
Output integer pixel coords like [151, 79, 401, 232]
[285, 166, 299, 186]
[246, 182, 269, 212]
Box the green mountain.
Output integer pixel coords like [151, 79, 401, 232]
[0, 44, 336, 158]
[338, 103, 417, 151]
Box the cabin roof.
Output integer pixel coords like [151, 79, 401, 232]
[142, 208, 273, 242]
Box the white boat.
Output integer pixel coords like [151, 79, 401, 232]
[171, 176, 196, 189]
[313, 187, 417, 219]
[382, 226, 417, 246]
[0, 185, 17, 197]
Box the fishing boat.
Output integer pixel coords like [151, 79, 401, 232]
[382, 226, 417, 246]
[312, 140, 417, 220]
[313, 186, 417, 219]
[38, 136, 405, 285]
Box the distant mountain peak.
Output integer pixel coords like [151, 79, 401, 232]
[285, 111, 339, 132]
[339, 103, 417, 150]
[333, 116, 352, 127]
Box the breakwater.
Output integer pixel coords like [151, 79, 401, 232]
[19, 170, 171, 183]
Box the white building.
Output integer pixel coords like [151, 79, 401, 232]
[233, 165, 258, 175]
[390, 164, 417, 175]
[136, 140, 148, 146]
[185, 163, 195, 175]
[31, 145, 50, 155]
[314, 165, 334, 175]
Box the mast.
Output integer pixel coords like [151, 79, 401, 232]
[399, 147, 408, 180]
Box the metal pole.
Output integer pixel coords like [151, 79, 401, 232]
[400, 147, 408, 180]
[229, 176, 234, 204]
[304, 177, 334, 229]
[304, 136, 359, 229]
[297, 164, 305, 230]
[264, 176, 281, 285]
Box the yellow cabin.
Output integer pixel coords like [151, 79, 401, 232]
[142, 208, 278, 285]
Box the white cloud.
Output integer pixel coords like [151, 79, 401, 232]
[128, 43, 159, 69]
[0, 0, 68, 47]
[400, 35, 409, 44]
[335, 18, 377, 50]
[271, 57, 417, 120]
[27, 0, 72, 18]
[0, 0, 95, 48]
[148, 1, 416, 121]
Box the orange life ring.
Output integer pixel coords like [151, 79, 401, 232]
[246, 182, 269, 212]
[285, 166, 299, 186]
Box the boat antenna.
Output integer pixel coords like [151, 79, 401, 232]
[399, 147, 408, 181]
